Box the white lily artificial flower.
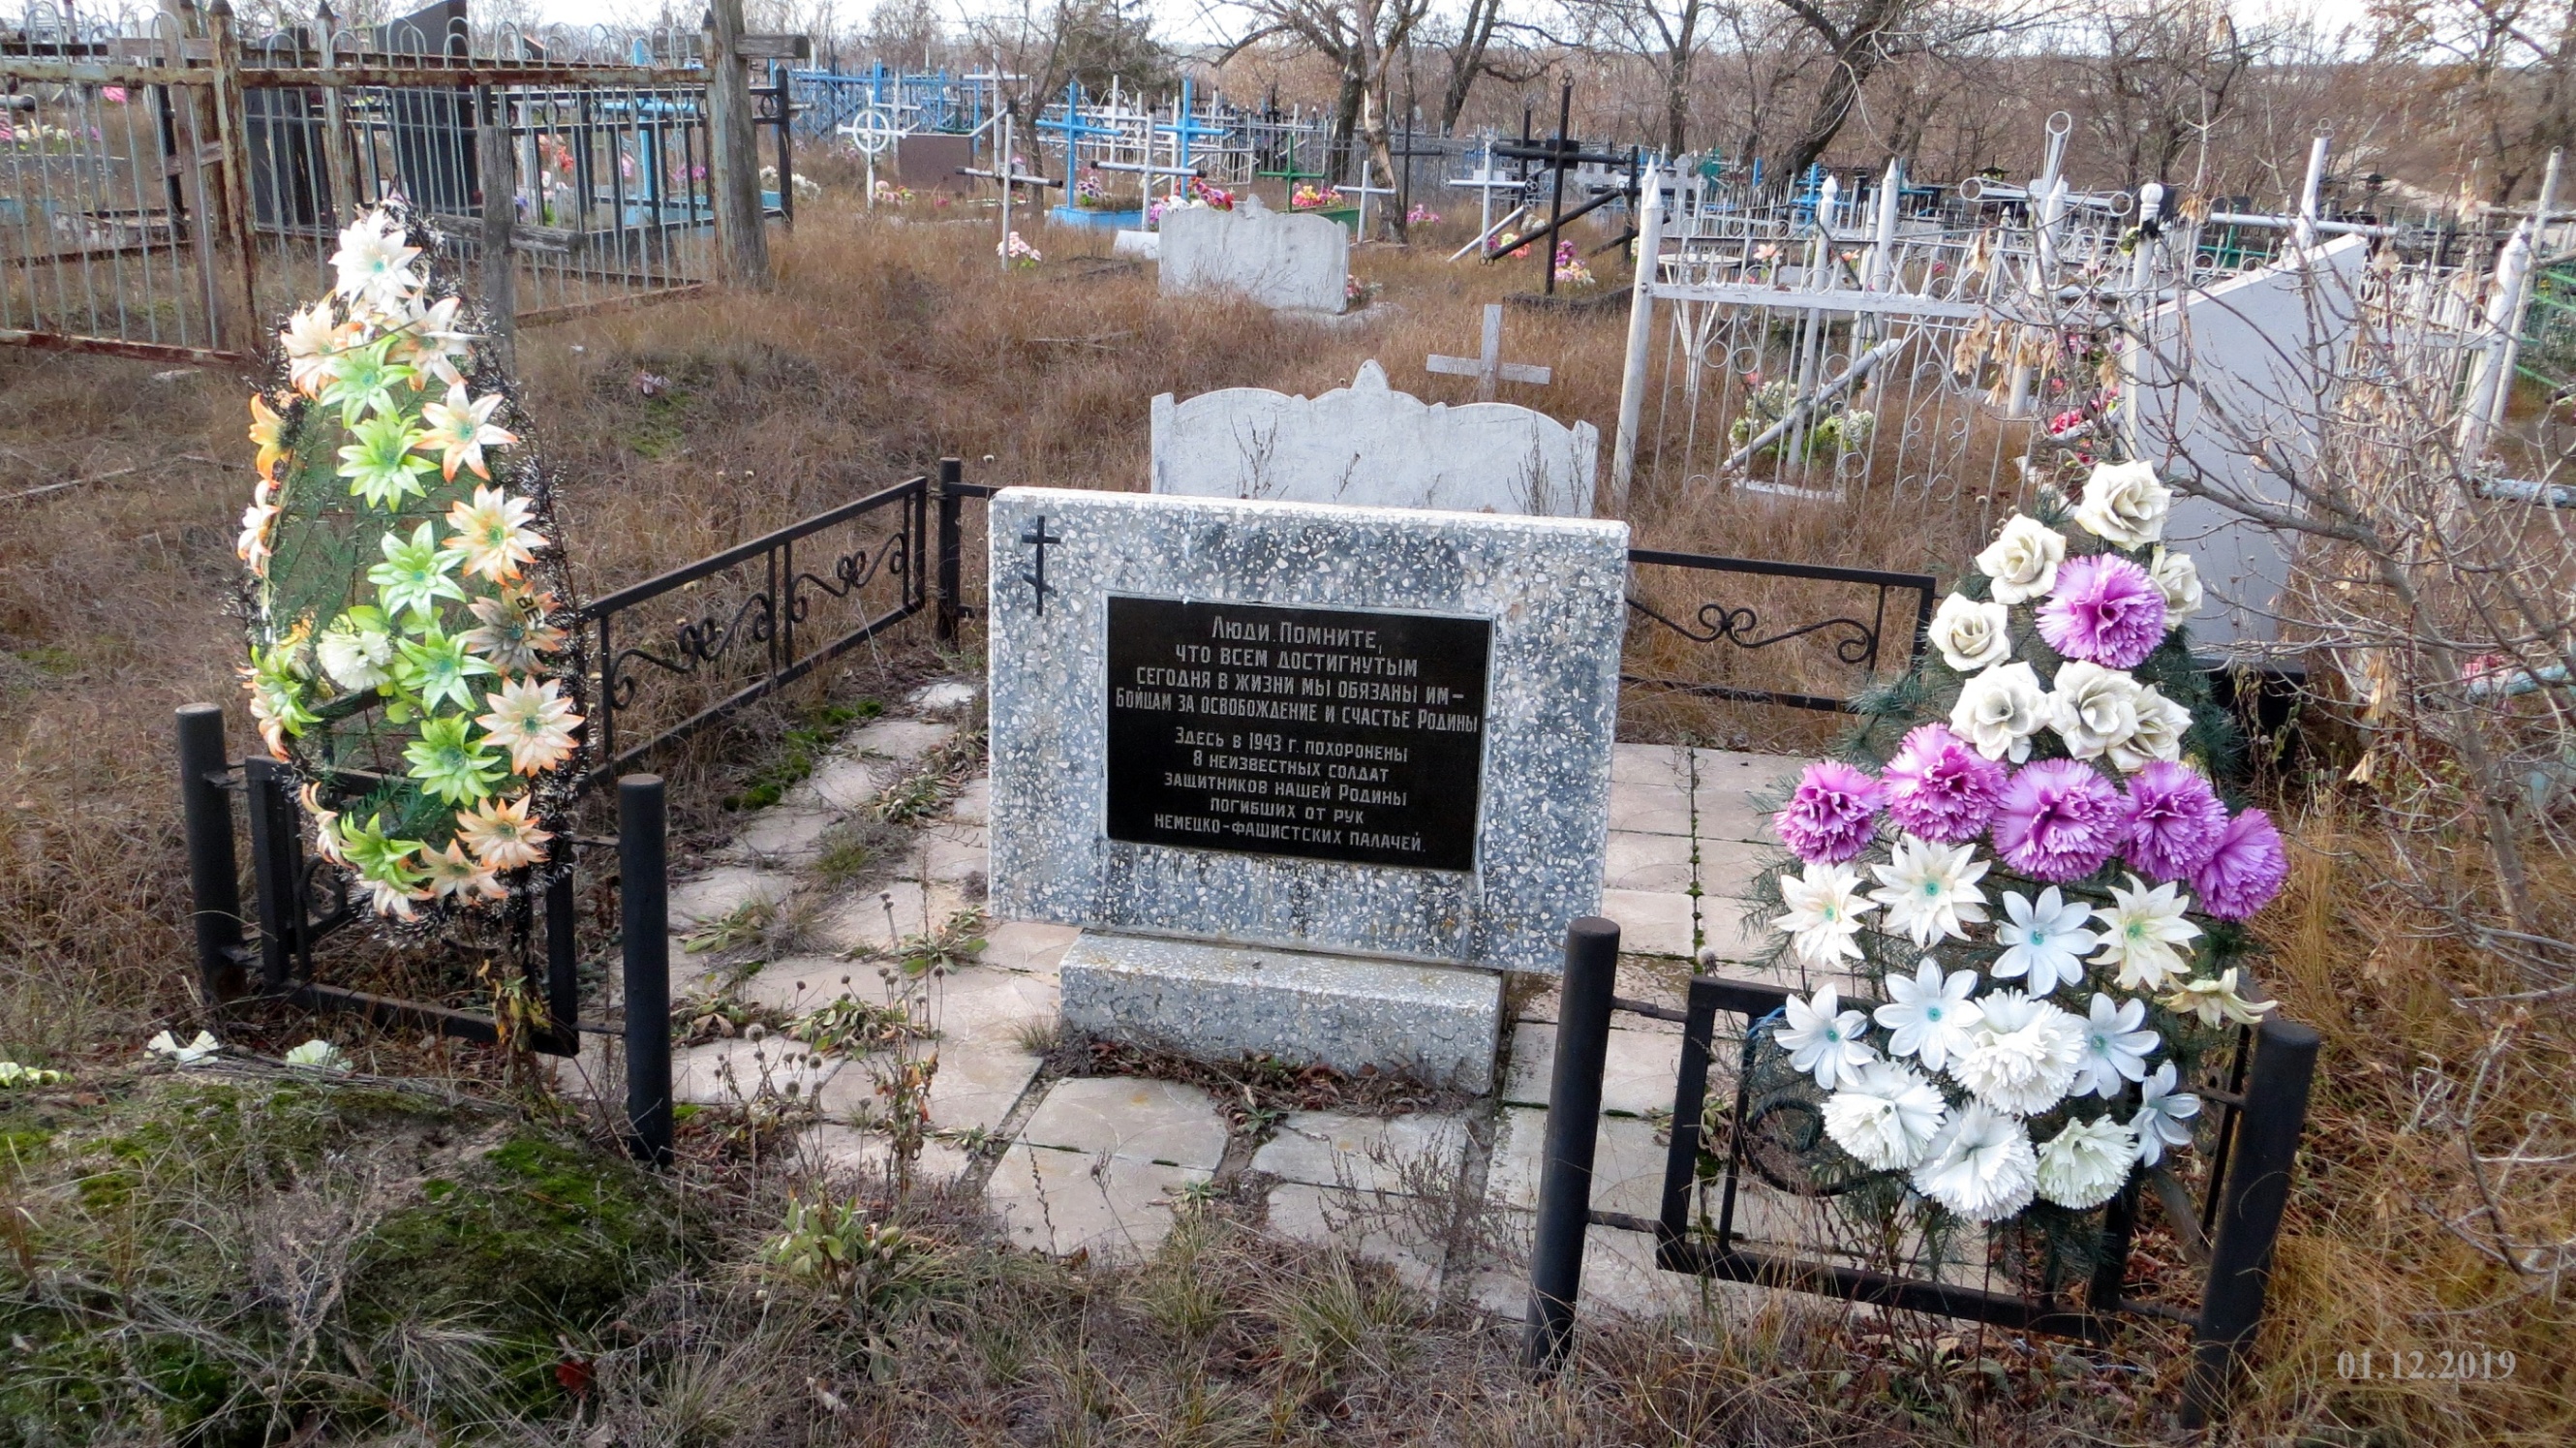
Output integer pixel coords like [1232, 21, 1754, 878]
[2130, 1062, 2202, 1166]
[2106, 684, 2191, 773]
[330, 212, 422, 310]
[1874, 957, 1986, 1072]
[1772, 860, 1878, 966]
[146, 1030, 221, 1064]
[2048, 661, 2143, 762]
[2036, 1115, 2140, 1209]
[1869, 835, 1991, 946]
[1993, 886, 2102, 995]
[1777, 985, 1879, 1091]
[283, 1039, 353, 1073]
[1910, 1102, 2039, 1220]
[2091, 876, 2203, 991]
[1951, 661, 2048, 762]
[2070, 459, 2172, 547]
[2160, 968, 2278, 1028]
[2147, 544, 2203, 629]
[1951, 990, 2087, 1117]
[1822, 1061, 1949, 1170]
[1976, 514, 2067, 604]
[2071, 993, 2162, 1097]
[1929, 592, 2012, 672]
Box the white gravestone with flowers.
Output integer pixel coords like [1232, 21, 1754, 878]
[1752, 458, 2287, 1230]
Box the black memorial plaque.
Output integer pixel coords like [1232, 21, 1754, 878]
[1104, 597, 1491, 872]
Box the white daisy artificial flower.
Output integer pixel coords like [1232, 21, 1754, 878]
[2070, 459, 2172, 548]
[1928, 592, 2012, 672]
[2036, 1115, 2140, 1209]
[1910, 1102, 2039, 1220]
[2130, 1062, 2202, 1166]
[1992, 886, 2102, 995]
[2071, 992, 2162, 1098]
[1950, 661, 2048, 762]
[2048, 661, 2143, 762]
[2106, 684, 2191, 773]
[2091, 876, 2203, 991]
[1869, 835, 1991, 946]
[1874, 957, 1985, 1072]
[1951, 990, 2086, 1117]
[1776, 985, 1878, 1091]
[2147, 544, 2203, 628]
[2160, 969, 2278, 1028]
[1772, 860, 1878, 966]
[1976, 514, 2067, 604]
[1822, 1061, 1949, 1170]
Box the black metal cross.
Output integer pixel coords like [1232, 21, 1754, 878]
[1020, 515, 1060, 616]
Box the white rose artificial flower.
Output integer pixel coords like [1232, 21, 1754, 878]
[2036, 1115, 2140, 1209]
[1993, 887, 2103, 995]
[1772, 860, 1878, 966]
[1910, 1102, 2039, 1220]
[1874, 957, 1986, 1072]
[2106, 684, 2191, 772]
[1928, 592, 2013, 672]
[1951, 661, 2048, 762]
[2090, 876, 2203, 991]
[2070, 460, 2172, 547]
[1777, 984, 1878, 1091]
[2130, 1062, 2202, 1166]
[316, 617, 397, 692]
[1952, 990, 2087, 1117]
[2048, 661, 2143, 761]
[1975, 514, 2067, 604]
[1822, 1061, 1949, 1170]
[2147, 545, 2203, 629]
[2071, 992, 2162, 1097]
[1868, 835, 1991, 946]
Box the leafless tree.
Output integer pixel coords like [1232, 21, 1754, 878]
[1226, 0, 1436, 234]
[2371, 0, 2576, 203]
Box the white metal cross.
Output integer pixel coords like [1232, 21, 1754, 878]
[1425, 303, 1551, 402]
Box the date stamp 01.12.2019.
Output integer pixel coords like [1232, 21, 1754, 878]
[2333, 1346, 2516, 1381]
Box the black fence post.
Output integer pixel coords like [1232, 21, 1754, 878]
[542, 870, 580, 1057]
[1524, 914, 1620, 1372]
[239, 754, 298, 991]
[935, 455, 964, 643]
[620, 774, 673, 1167]
[2182, 1015, 2322, 1430]
[175, 705, 246, 1002]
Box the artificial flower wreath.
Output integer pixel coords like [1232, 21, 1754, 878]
[1756, 458, 2285, 1226]
[238, 200, 586, 928]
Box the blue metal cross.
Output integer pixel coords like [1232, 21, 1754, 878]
[1152, 77, 1228, 178]
[1036, 82, 1115, 189]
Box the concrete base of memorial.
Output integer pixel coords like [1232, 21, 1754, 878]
[1059, 930, 1503, 1094]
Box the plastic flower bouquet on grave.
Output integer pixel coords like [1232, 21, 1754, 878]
[871, 178, 915, 206]
[237, 201, 586, 930]
[1551, 239, 1595, 288]
[999, 231, 1042, 268]
[1290, 182, 1341, 210]
[1072, 169, 1115, 209]
[1727, 378, 1876, 463]
[1749, 457, 2285, 1241]
[1188, 176, 1235, 210]
[1406, 203, 1441, 226]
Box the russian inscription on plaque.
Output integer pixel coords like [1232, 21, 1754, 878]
[1105, 598, 1489, 871]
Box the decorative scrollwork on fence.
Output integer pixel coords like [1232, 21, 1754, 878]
[786, 528, 909, 626]
[607, 589, 780, 707]
[1627, 595, 1886, 670]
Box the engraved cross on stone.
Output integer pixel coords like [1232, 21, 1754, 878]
[1425, 303, 1552, 402]
[1020, 515, 1060, 616]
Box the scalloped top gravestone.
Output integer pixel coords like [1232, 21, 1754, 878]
[985, 488, 1630, 1091]
[1157, 194, 1348, 315]
[1150, 359, 1599, 517]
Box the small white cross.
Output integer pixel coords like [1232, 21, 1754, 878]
[1425, 303, 1551, 402]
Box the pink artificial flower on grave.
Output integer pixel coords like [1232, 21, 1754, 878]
[1773, 759, 1888, 865]
[1882, 723, 2007, 844]
[2121, 760, 2227, 881]
[102, 86, 128, 105]
[1991, 758, 2124, 882]
[2048, 409, 2087, 437]
[2038, 553, 2167, 669]
[2190, 808, 2290, 920]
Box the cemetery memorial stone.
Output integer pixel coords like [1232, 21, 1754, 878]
[1157, 195, 1348, 315]
[894, 133, 976, 193]
[987, 489, 1629, 1090]
[1150, 360, 1599, 518]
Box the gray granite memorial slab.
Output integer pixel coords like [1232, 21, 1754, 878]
[1150, 360, 1599, 517]
[987, 487, 1627, 978]
[1157, 196, 1348, 314]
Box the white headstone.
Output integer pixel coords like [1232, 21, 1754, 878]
[1157, 195, 1348, 314]
[2128, 234, 2369, 659]
[1150, 360, 1599, 517]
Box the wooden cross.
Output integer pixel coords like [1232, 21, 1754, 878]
[1426, 304, 1551, 402]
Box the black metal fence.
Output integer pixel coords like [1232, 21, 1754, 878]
[1524, 919, 2321, 1427]
[1623, 548, 1937, 713]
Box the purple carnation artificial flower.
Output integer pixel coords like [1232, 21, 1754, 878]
[2191, 808, 2291, 920]
[1882, 723, 2008, 844]
[2122, 760, 2228, 881]
[1773, 759, 1887, 865]
[2038, 554, 2168, 669]
[1990, 758, 2125, 882]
